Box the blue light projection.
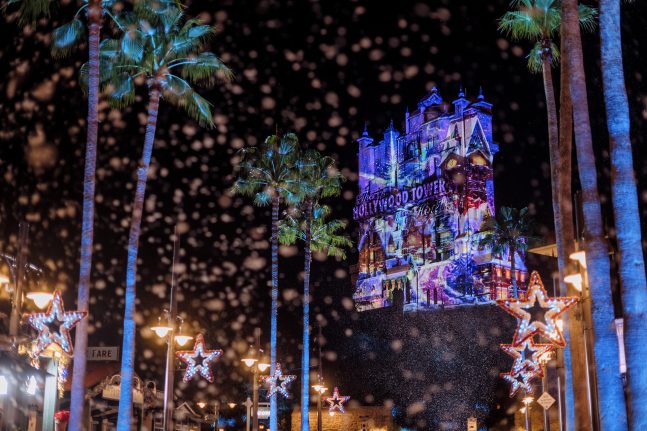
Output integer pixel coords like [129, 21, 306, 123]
[353, 87, 526, 311]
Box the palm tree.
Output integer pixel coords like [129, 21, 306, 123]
[557, 12, 591, 431]
[562, 0, 629, 428]
[599, 1, 647, 426]
[480, 207, 534, 299]
[279, 151, 348, 431]
[96, 7, 231, 428]
[499, 3, 594, 424]
[6, 1, 104, 428]
[232, 133, 304, 431]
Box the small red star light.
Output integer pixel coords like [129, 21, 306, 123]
[500, 339, 553, 377]
[261, 363, 296, 399]
[25, 290, 86, 367]
[324, 387, 350, 413]
[497, 271, 577, 347]
[176, 333, 222, 383]
[500, 368, 538, 398]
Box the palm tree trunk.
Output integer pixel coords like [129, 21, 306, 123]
[117, 86, 161, 430]
[556, 25, 592, 430]
[600, 0, 647, 427]
[69, 2, 101, 429]
[562, 0, 629, 428]
[510, 244, 517, 299]
[300, 200, 313, 431]
[270, 194, 280, 431]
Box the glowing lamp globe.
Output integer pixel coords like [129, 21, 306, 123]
[241, 357, 258, 368]
[151, 325, 172, 338]
[197, 402, 207, 409]
[0, 274, 10, 285]
[228, 402, 236, 409]
[522, 396, 534, 406]
[564, 274, 583, 292]
[569, 251, 587, 268]
[26, 291, 54, 309]
[174, 334, 193, 346]
[257, 361, 271, 372]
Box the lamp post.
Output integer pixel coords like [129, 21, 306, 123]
[149, 228, 192, 431]
[312, 384, 327, 431]
[242, 328, 270, 431]
[313, 322, 326, 431]
[522, 396, 534, 431]
[565, 249, 600, 430]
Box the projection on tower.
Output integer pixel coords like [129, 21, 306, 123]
[352, 87, 527, 312]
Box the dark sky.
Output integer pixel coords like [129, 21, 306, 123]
[1, 0, 646, 428]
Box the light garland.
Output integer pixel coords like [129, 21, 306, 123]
[324, 387, 350, 414]
[500, 339, 553, 377]
[496, 271, 577, 347]
[175, 333, 222, 383]
[261, 363, 296, 399]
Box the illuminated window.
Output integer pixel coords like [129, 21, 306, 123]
[471, 154, 487, 166]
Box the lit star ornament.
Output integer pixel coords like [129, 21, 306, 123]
[262, 363, 296, 399]
[324, 387, 350, 413]
[25, 290, 86, 367]
[500, 339, 553, 377]
[175, 333, 222, 383]
[500, 369, 537, 398]
[497, 271, 577, 347]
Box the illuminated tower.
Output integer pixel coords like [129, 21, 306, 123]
[353, 87, 526, 312]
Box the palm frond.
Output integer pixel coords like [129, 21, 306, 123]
[177, 52, 233, 86]
[578, 4, 597, 33]
[51, 18, 85, 59]
[499, 10, 543, 41]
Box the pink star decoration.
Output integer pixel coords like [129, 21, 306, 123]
[324, 387, 351, 413]
[496, 271, 578, 347]
[500, 339, 553, 377]
[262, 363, 296, 399]
[175, 333, 222, 383]
[25, 290, 86, 368]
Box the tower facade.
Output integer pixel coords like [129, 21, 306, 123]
[353, 87, 527, 312]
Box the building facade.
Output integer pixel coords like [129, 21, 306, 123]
[352, 87, 526, 312]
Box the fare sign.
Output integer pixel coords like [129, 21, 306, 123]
[88, 346, 120, 362]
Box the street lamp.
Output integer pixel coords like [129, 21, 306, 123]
[241, 328, 269, 431]
[313, 383, 327, 428]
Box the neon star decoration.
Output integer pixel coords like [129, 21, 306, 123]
[500, 369, 537, 398]
[496, 271, 577, 347]
[324, 387, 350, 413]
[175, 333, 222, 383]
[25, 290, 86, 367]
[500, 339, 553, 377]
[262, 363, 296, 399]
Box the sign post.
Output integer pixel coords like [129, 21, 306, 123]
[537, 392, 556, 410]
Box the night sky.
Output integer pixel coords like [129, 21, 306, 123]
[1, 0, 646, 429]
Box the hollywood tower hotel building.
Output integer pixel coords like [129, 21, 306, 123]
[352, 87, 526, 312]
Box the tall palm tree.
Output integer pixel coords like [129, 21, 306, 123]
[480, 206, 534, 299]
[6, 1, 105, 428]
[499, 2, 594, 424]
[600, 1, 647, 426]
[279, 150, 347, 431]
[97, 7, 231, 428]
[562, 0, 628, 428]
[557, 13, 591, 430]
[232, 133, 303, 431]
